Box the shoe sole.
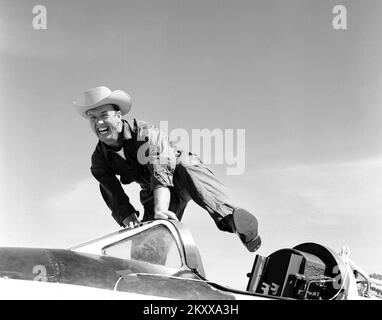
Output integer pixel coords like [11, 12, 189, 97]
[246, 235, 262, 252]
[233, 208, 261, 252]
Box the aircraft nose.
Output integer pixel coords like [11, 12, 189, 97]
[0, 248, 55, 281]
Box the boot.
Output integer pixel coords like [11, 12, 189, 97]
[232, 208, 261, 252]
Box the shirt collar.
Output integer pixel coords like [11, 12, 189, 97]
[99, 120, 133, 159]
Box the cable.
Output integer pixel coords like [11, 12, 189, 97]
[113, 276, 124, 291]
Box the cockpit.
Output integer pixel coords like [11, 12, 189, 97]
[71, 219, 206, 279]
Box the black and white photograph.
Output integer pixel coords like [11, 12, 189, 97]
[0, 0, 381, 305]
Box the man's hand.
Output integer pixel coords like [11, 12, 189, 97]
[154, 209, 179, 221]
[122, 213, 140, 229]
[152, 187, 178, 220]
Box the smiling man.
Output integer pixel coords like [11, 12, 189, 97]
[74, 86, 261, 252]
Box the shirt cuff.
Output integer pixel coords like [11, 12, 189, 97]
[150, 172, 174, 190]
[115, 205, 139, 226]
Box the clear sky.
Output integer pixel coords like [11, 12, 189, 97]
[1, 0, 382, 290]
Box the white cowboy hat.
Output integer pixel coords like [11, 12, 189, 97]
[74, 86, 132, 118]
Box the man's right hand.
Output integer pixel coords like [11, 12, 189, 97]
[122, 213, 140, 229]
[154, 209, 179, 221]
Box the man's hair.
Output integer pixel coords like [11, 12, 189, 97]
[110, 104, 120, 112]
[86, 104, 120, 117]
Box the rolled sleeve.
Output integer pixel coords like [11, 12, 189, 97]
[137, 124, 176, 190]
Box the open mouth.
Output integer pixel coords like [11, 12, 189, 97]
[97, 126, 109, 136]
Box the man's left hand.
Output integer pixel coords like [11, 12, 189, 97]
[122, 213, 140, 228]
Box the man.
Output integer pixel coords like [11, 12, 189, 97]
[74, 86, 261, 252]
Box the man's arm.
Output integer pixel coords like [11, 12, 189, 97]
[135, 122, 178, 220]
[153, 186, 178, 220]
[91, 152, 139, 227]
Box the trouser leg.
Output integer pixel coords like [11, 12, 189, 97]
[173, 157, 236, 233]
[173, 164, 261, 251]
[139, 188, 155, 222]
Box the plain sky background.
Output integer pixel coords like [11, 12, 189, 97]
[1, 0, 382, 290]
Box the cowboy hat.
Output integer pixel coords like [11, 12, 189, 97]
[74, 86, 132, 118]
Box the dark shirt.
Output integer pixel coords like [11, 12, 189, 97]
[91, 119, 179, 226]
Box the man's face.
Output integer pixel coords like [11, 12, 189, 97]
[87, 104, 123, 146]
